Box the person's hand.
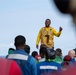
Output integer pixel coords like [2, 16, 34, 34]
[59, 27, 63, 32]
[36, 45, 39, 49]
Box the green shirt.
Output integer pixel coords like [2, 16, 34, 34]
[54, 56, 63, 64]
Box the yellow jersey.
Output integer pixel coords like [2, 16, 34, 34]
[36, 26, 61, 48]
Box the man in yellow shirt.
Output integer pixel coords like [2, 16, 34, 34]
[36, 19, 63, 49]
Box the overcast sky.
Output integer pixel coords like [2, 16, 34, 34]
[0, 0, 76, 56]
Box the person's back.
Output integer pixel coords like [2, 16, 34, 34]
[0, 58, 22, 75]
[68, 50, 75, 58]
[6, 48, 15, 58]
[37, 60, 61, 75]
[8, 35, 37, 75]
[8, 50, 36, 75]
[70, 49, 76, 63]
[38, 45, 46, 63]
[31, 51, 38, 58]
[31, 51, 40, 63]
[24, 44, 30, 54]
[61, 55, 72, 71]
[37, 47, 61, 75]
[54, 48, 63, 64]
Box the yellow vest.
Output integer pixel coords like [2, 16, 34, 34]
[36, 26, 61, 48]
[41, 27, 54, 48]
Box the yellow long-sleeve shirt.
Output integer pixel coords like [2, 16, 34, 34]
[36, 26, 61, 48]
